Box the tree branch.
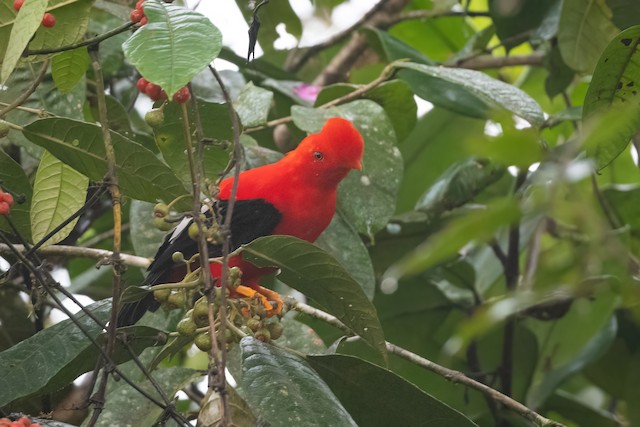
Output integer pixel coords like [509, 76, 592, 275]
[0, 244, 150, 268]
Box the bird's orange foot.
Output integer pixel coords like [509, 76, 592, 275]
[234, 285, 283, 317]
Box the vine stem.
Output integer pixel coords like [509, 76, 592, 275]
[286, 298, 566, 427]
[86, 46, 124, 427]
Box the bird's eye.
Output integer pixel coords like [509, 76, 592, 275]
[313, 151, 324, 161]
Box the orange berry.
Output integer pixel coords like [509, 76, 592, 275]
[0, 202, 10, 216]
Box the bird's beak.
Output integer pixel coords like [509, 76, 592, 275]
[354, 160, 363, 171]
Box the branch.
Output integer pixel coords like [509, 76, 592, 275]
[244, 60, 399, 133]
[0, 60, 49, 119]
[287, 298, 565, 427]
[0, 244, 151, 268]
[22, 22, 136, 56]
[453, 53, 545, 70]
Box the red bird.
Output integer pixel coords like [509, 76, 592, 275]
[118, 117, 364, 325]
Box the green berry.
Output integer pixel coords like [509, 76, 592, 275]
[0, 121, 9, 138]
[153, 288, 171, 302]
[153, 203, 169, 218]
[188, 222, 200, 240]
[255, 328, 271, 343]
[177, 317, 198, 336]
[267, 322, 284, 340]
[171, 251, 185, 263]
[153, 216, 173, 231]
[166, 292, 186, 309]
[246, 318, 261, 332]
[145, 108, 165, 128]
[194, 333, 212, 351]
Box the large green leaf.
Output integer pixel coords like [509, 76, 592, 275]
[292, 100, 403, 236]
[0, 300, 111, 407]
[30, 150, 88, 247]
[51, 47, 89, 94]
[94, 366, 201, 427]
[122, 0, 222, 97]
[22, 118, 189, 206]
[603, 185, 640, 257]
[308, 354, 478, 427]
[239, 337, 357, 427]
[241, 236, 386, 359]
[0, 149, 33, 241]
[395, 62, 545, 127]
[558, 0, 620, 73]
[0, 0, 93, 81]
[0, 0, 47, 82]
[582, 26, 640, 169]
[489, 0, 558, 49]
[384, 198, 521, 281]
[314, 80, 418, 141]
[361, 27, 434, 65]
[130, 200, 169, 259]
[152, 100, 232, 187]
[414, 158, 506, 219]
[235, 81, 273, 127]
[526, 292, 618, 407]
[316, 213, 375, 300]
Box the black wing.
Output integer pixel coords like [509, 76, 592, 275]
[117, 198, 282, 326]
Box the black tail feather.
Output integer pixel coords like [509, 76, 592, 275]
[117, 292, 161, 326]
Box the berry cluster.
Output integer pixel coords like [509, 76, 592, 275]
[0, 416, 42, 427]
[13, 0, 56, 28]
[130, 0, 148, 25]
[137, 79, 191, 104]
[0, 189, 14, 216]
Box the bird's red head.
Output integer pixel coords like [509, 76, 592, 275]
[288, 117, 364, 185]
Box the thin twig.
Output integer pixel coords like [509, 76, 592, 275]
[288, 298, 565, 427]
[0, 60, 49, 119]
[23, 22, 136, 56]
[211, 65, 242, 426]
[0, 244, 150, 268]
[87, 46, 124, 427]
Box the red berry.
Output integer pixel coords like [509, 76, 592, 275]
[172, 87, 191, 104]
[17, 417, 30, 427]
[3, 193, 14, 207]
[9, 421, 22, 427]
[140, 16, 148, 25]
[130, 9, 143, 23]
[135, 0, 145, 9]
[145, 83, 162, 100]
[13, 0, 24, 11]
[41, 12, 56, 28]
[0, 202, 9, 216]
[136, 77, 149, 92]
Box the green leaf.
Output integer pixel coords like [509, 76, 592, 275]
[315, 80, 418, 141]
[558, 0, 620, 73]
[51, 47, 89, 94]
[152, 100, 232, 187]
[526, 292, 618, 407]
[22, 118, 189, 206]
[239, 337, 357, 427]
[0, 0, 48, 82]
[0, 149, 33, 241]
[396, 62, 545, 127]
[545, 44, 575, 99]
[241, 236, 387, 359]
[384, 198, 521, 280]
[415, 158, 506, 219]
[489, 0, 557, 49]
[0, 300, 111, 407]
[95, 366, 201, 427]
[316, 213, 376, 300]
[129, 200, 169, 259]
[582, 26, 640, 169]
[308, 354, 478, 427]
[544, 390, 621, 427]
[122, 1, 222, 97]
[361, 27, 435, 65]
[603, 186, 640, 257]
[30, 151, 89, 247]
[292, 100, 403, 235]
[235, 81, 273, 127]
